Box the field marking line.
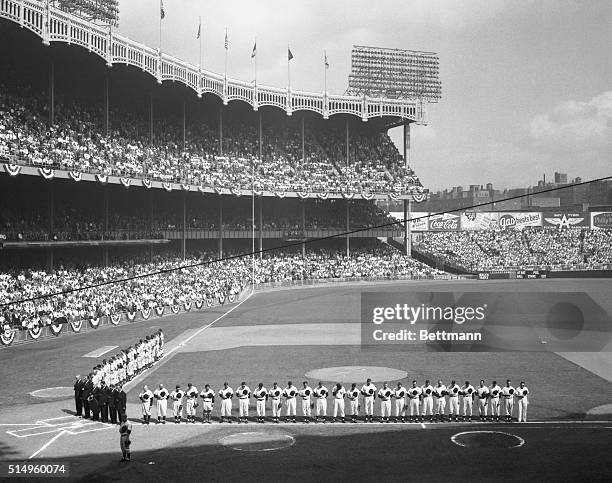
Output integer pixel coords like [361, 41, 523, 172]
[83, 345, 118, 358]
[420, 423, 426, 429]
[0, 423, 45, 426]
[123, 289, 254, 391]
[450, 430, 525, 449]
[29, 430, 66, 459]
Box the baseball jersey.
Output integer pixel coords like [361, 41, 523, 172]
[333, 386, 346, 399]
[170, 390, 184, 401]
[139, 389, 154, 403]
[517, 386, 529, 398]
[501, 386, 516, 398]
[378, 387, 393, 400]
[477, 386, 489, 398]
[348, 387, 360, 400]
[408, 386, 422, 398]
[462, 385, 475, 397]
[394, 386, 407, 398]
[422, 384, 434, 397]
[269, 386, 282, 399]
[219, 387, 234, 399]
[237, 386, 251, 399]
[254, 387, 268, 400]
[449, 384, 461, 397]
[434, 385, 447, 397]
[299, 387, 313, 399]
[154, 388, 169, 399]
[200, 389, 214, 401]
[314, 386, 328, 398]
[490, 385, 501, 398]
[284, 386, 298, 398]
[185, 386, 199, 399]
[361, 384, 377, 397]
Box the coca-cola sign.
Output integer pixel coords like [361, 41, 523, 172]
[428, 213, 460, 231]
[591, 212, 612, 229]
[498, 212, 541, 230]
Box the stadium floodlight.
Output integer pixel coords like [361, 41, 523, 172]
[347, 45, 441, 102]
[54, 0, 120, 27]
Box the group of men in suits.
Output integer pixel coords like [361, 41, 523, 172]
[73, 374, 127, 424]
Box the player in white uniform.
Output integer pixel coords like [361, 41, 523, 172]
[393, 382, 407, 422]
[421, 380, 434, 422]
[360, 378, 377, 423]
[517, 381, 529, 422]
[407, 380, 422, 422]
[313, 382, 329, 423]
[138, 385, 154, 425]
[170, 385, 184, 423]
[269, 382, 282, 423]
[283, 381, 298, 423]
[254, 383, 268, 423]
[476, 380, 489, 421]
[119, 415, 132, 462]
[347, 383, 360, 423]
[461, 381, 475, 422]
[489, 380, 502, 422]
[153, 384, 169, 424]
[448, 380, 461, 422]
[332, 383, 346, 423]
[218, 382, 234, 423]
[200, 384, 215, 424]
[501, 379, 516, 422]
[185, 383, 199, 424]
[237, 382, 251, 423]
[378, 382, 393, 422]
[433, 380, 447, 422]
[299, 381, 313, 423]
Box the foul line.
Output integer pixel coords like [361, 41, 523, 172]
[122, 289, 255, 392]
[2, 175, 611, 309]
[29, 430, 66, 459]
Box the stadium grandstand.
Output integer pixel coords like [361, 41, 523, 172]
[1, 1, 611, 347]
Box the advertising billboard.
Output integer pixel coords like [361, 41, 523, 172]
[428, 213, 460, 231]
[591, 212, 612, 230]
[461, 211, 499, 231]
[497, 212, 542, 230]
[542, 212, 589, 229]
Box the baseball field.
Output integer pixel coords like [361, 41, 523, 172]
[1, 278, 611, 482]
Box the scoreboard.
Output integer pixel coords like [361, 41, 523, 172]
[478, 269, 548, 280]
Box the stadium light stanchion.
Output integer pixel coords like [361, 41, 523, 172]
[252, 161, 255, 291]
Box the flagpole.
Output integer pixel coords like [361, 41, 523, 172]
[287, 44, 291, 92]
[159, 1, 162, 54]
[224, 28, 228, 81]
[324, 50, 327, 96]
[254, 38, 257, 85]
[198, 16, 202, 71]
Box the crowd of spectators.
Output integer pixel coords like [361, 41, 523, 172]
[0, 245, 441, 330]
[415, 228, 612, 271]
[0, 83, 422, 195]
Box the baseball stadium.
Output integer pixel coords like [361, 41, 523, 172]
[1, 1, 612, 482]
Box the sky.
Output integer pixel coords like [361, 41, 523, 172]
[115, 0, 612, 191]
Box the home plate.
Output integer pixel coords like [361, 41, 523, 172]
[219, 432, 295, 451]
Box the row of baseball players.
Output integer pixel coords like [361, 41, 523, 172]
[138, 378, 530, 424]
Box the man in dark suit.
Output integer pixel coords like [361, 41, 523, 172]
[82, 374, 94, 419]
[74, 375, 84, 416]
[97, 381, 110, 423]
[115, 385, 127, 422]
[108, 385, 118, 424]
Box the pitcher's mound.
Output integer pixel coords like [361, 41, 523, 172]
[305, 366, 407, 383]
[451, 431, 525, 449]
[219, 431, 295, 451]
[30, 387, 73, 398]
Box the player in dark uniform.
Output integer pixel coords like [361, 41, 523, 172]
[115, 385, 127, 421]
[97, 381, 110, 423]
[74, 375, 84, 416]
[82, 374, 94, 419]
[108, 385, 118, 424]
